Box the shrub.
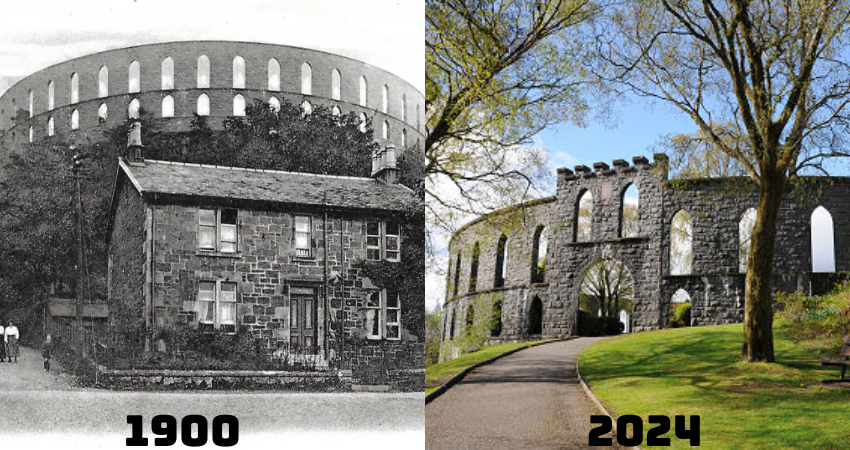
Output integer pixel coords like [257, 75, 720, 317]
[669, 301, 691, 328]
[578, 311, 623, 336]
[776, 290, 850, 341]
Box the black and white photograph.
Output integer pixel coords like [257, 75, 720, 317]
[0, 1, 425, 448]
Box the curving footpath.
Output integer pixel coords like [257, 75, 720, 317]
[426, 337, 614, 449]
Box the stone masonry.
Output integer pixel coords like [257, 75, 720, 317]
[442, 154, 850, 359]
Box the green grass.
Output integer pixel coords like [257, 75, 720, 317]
[425, 340, 555, 395]
[580, 323, 850, 449]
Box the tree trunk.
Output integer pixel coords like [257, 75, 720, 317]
[741, 171, 784, 362]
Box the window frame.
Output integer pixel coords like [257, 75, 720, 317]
[366, 221, 402, 262]
[197, 208, 239, 254]
[294, 215, 312, 258]
[197, 280, 238, 334]
[366, 289, 401, 341]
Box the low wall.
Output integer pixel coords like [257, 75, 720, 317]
[96, 368, 353, 390]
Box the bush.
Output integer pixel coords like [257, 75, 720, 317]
[578, 311, 623, 336]
[669, 302, 691, 328]
[776, 290, 850, 342]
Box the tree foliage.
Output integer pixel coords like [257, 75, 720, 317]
[425, 0, 600, 233]
[598, 0, 850, 362]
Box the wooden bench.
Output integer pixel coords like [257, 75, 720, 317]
[820, 335, 850, 382]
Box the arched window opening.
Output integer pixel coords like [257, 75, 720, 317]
[99, 66, 108, 98]
[161, 57, 174, 90]
[468, 242, 480, 293]
[465, 305, 475, 336]
[128, 98, 140, 119]
[71, 109, 79, 130]
[70, 73, 79, 104]
[47, 116, 54, 136]
[197, 94, 210, 116]
[332, 106, 341, 117]
[98, 103, 108, 123]
[269, 96, 281, 113]
[382, 85, 389, 113]
[48, 81, 55, 110]
[670, 289, 692, 327]
[128, 61, 140, 94]
[531, 226, 547, 283]
[417, 103, 421, 130]
[301, 100, 312, 116]
[811, 206, 836, 273]
[268, 58, 280, 91]
[491, 299, 503, 337]
[233, 56, 246, 89]
[576, 191, 593, 242]
[452, 252, 461, 297]
[197, 55, 210, 88]
[739, 208, 757, 273]
[528, 297, 543, 335]
[671, 210, 694, 275]
[621, 184, 640, 238]
[359, 76, 368, 106]
[402, 94, 407, 122]
[301, 62, 312, 95]
[449, 311, 456, 338]
[28, 126, 33, 143]
[359, 113, 367, 133]
[331, 69, 341, 100]
[28, 90, 33, 117]
[382, 120, 389, 139]
[494, 235, 508, 288]
[233, 94, 246, 116]
[161, 95, 175, 118]
[401, 129, 407, 147]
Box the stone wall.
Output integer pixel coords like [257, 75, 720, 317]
[442, 154, 850, 359]
[107, 178, 148, 333]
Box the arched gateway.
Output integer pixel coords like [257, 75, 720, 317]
[441, 154, 850, 360]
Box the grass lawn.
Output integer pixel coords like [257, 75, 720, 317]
[425, 340, 555, 395]
[580, 323, 850, 449]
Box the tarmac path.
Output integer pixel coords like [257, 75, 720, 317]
[426, 337, 615, 449]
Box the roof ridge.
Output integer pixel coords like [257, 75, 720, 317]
[145, 159, 376, 182]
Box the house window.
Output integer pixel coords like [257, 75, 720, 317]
[366, 290, 401, 340]
[198, 208, 238, 253]
[197, 281, 238, 333]
[367, 222, 381, 260]
[366, 221, 402, 262]
[294, 216, 311, 257]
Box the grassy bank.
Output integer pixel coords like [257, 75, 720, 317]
[580, 323, 850, 448]
[425, 340, 555, 395]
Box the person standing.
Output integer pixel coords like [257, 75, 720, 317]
[5, 321, 19, 363]
[41, 334, 52, 371]
[0, 321, 5, 362]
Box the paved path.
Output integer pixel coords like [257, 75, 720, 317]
[0, 345, 78, 391]
[426, 338, 614, 449]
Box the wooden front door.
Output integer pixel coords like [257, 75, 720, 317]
[290, 287, 318, 354]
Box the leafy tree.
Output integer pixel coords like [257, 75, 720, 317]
[425, 305, 443, 366]
[580, 259, 634, 319]
[599, 0, 850, 362]
[425, 0, 600, 239]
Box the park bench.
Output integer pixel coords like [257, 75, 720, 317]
[820, 335, 850, 382]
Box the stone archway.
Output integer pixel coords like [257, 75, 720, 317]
[575, 258, 635, 336]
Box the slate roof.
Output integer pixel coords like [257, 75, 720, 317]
[118, 158, 416, 212]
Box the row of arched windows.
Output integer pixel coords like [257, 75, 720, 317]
[28, 96, 413, 144]
[21, 56, 420, 129]
[450, 225, 549, 298]
[575, 183, 640, 242]
[443, 296, 542, 340]
[670, 205, 836, 275]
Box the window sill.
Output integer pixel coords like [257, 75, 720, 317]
[196, 250, 242, 259]
[292, 255, 316, 262]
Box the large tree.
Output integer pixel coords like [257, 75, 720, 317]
[426, 0, 599, 230]
[600, 0, 850, 361]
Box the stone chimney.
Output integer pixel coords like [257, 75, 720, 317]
[127, 121, 144, 164]
[372, 144, 398, 184]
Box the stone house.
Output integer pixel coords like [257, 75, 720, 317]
[106, 124, 421, 375]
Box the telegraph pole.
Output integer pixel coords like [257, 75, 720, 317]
[71, 147, 86, 332]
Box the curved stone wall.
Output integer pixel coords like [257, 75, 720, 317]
[443, 154, 850, 355]
[0, 41, 424, 149]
